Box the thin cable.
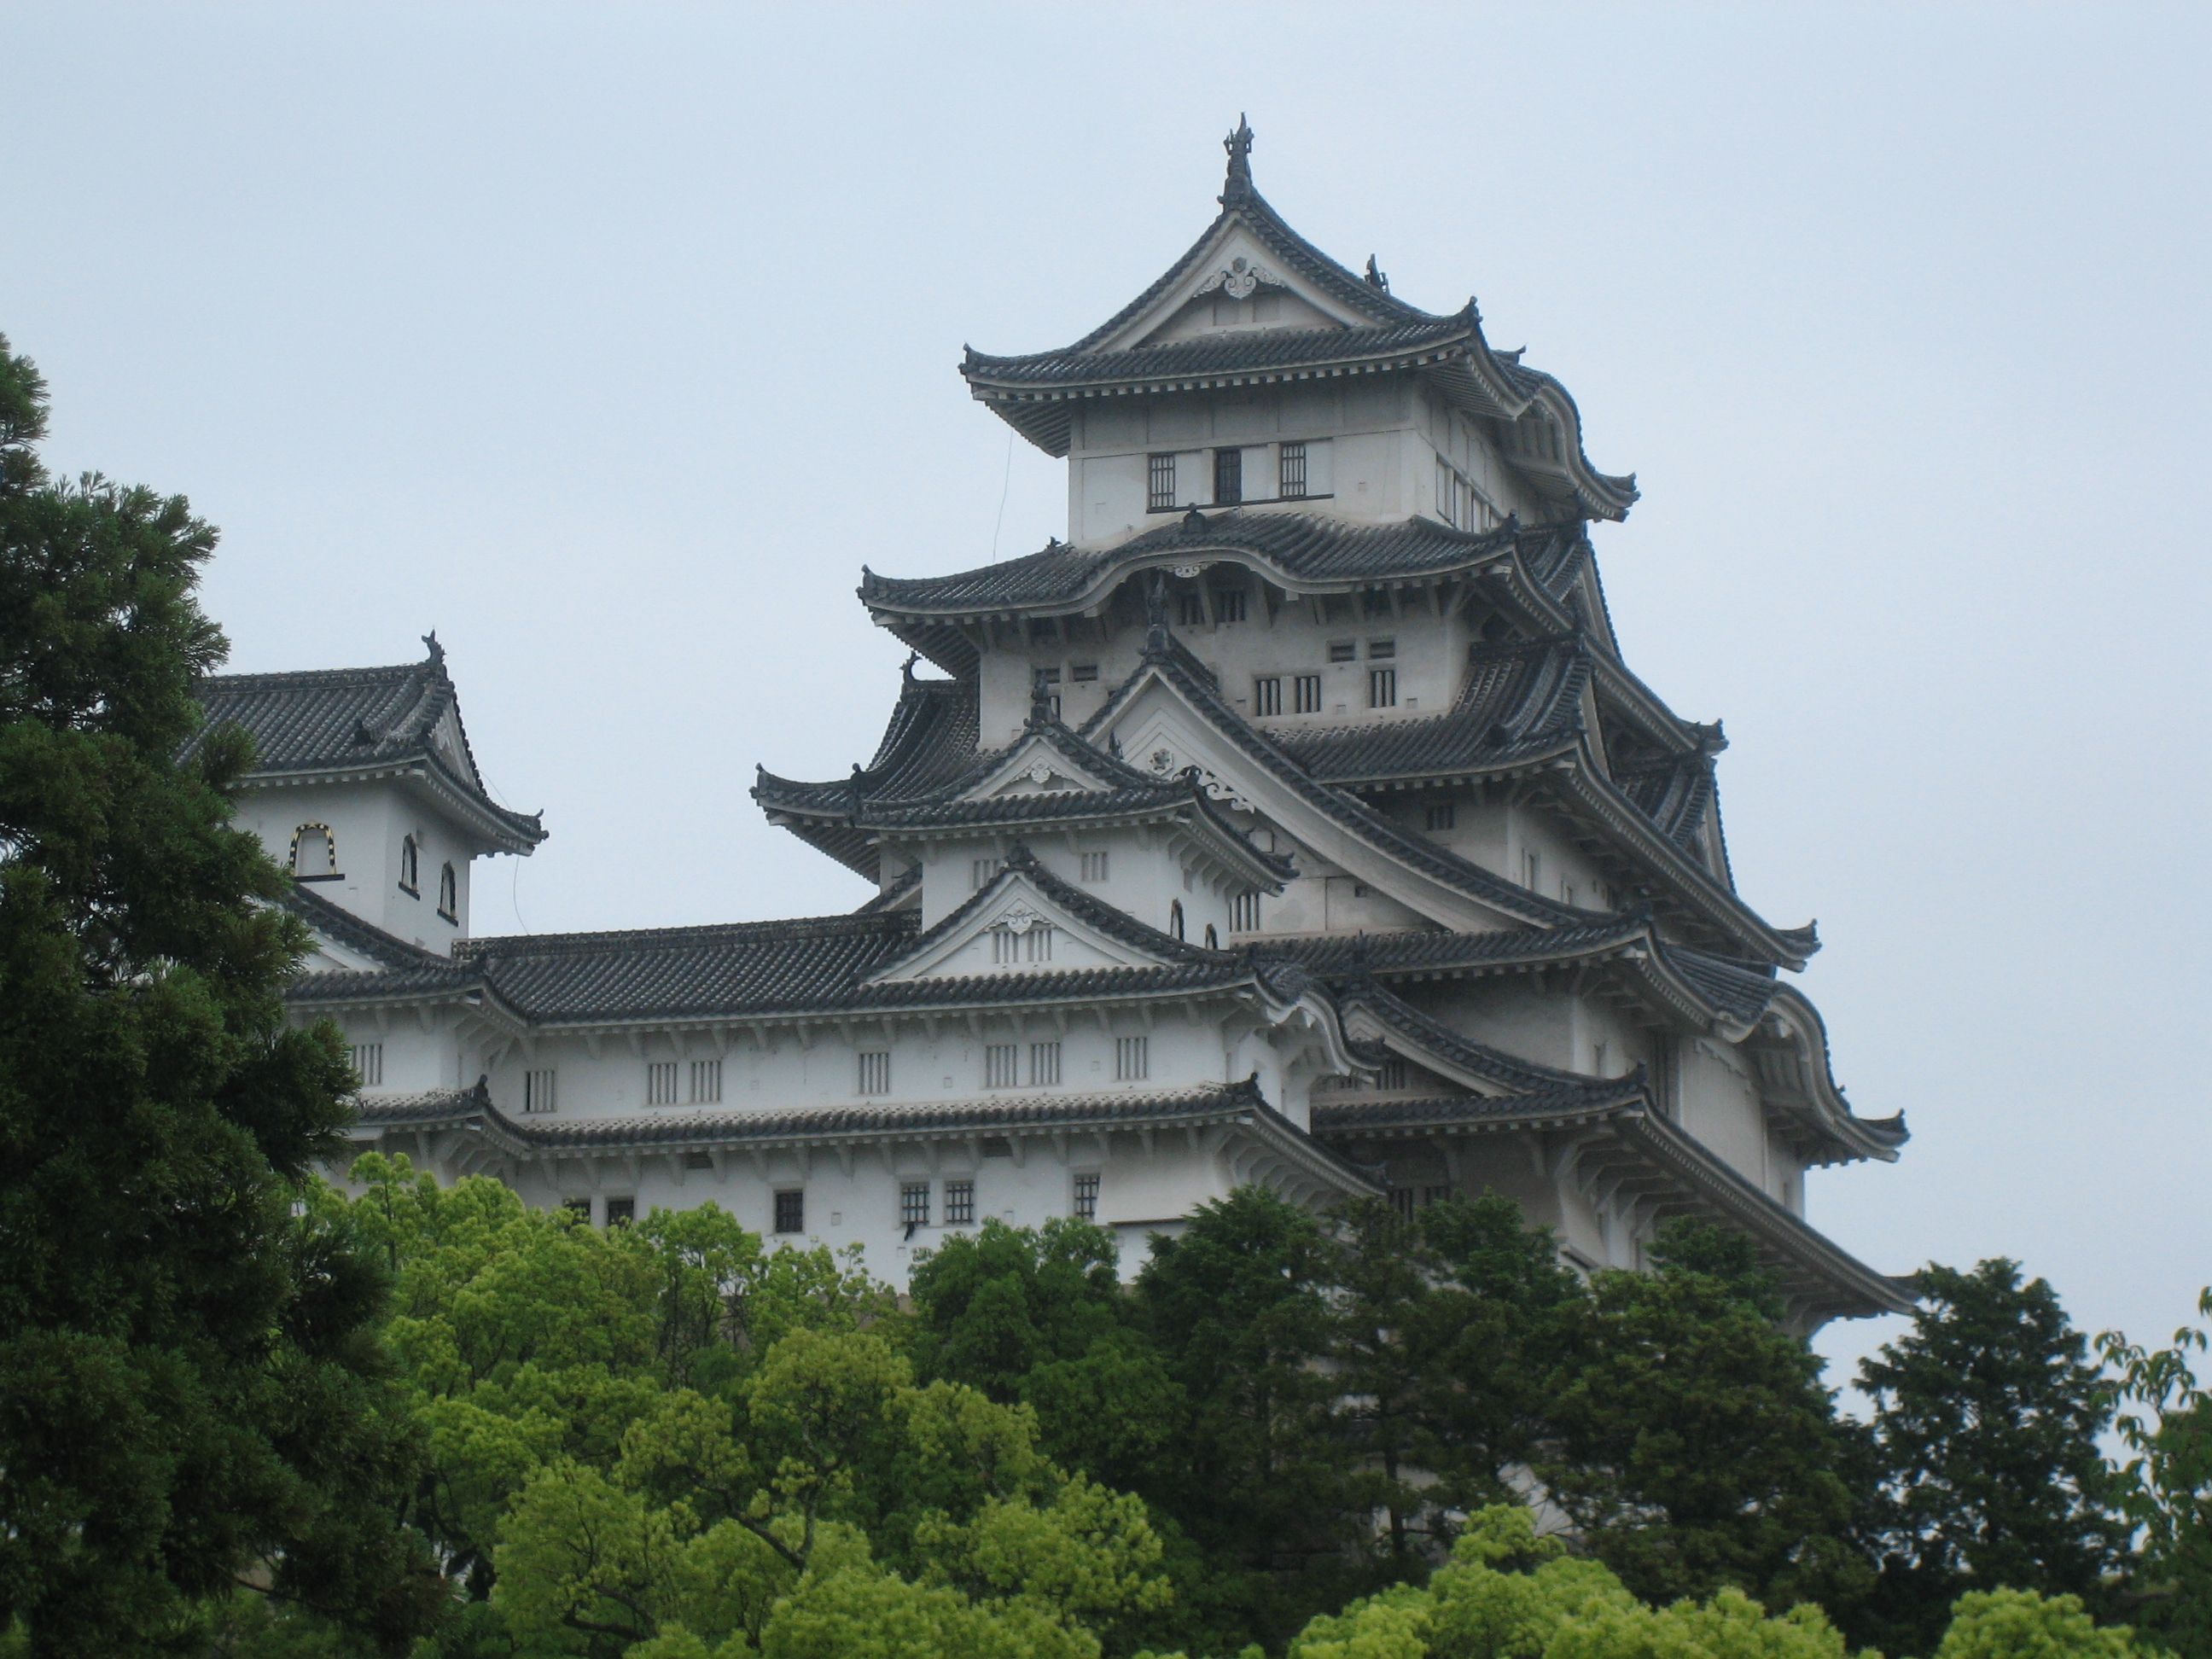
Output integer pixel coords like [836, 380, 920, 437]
[988, 428, 1014, 562]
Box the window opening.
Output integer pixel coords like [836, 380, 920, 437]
[971, 858, 999, 890]
[684, 1150, 713, 1171]
[1280, 441, 1307, 498]
[985, 1044, 1019, 1088]
[1367, 637, 1395, 658]
[1390, 1189, 1417, 1222]
[647, 1062, 679, 1105]
[1522, 849, 1541, 889]
[1073, 1173, 1100, 1221]
[1177, 592, 1208, 626]
[437, 862, 457, 921]
[291, 824, 338, 880]
[945, 1179, 975, 1225]
[1327, 640, 1356, 663]
[773, 1190, 805, 1235]
[1426, 802, 1455, 831]
[1368, 668, 1397, 708]
[349, 1043, 382, 1086]
[1592, 1041, 1609, 1076]
[1148, 453, 1176, 511]
[1071, 662, 1099, 682]
[399, 835, 419, 895]
[1213, 446, 1242, 505]
[857, 1052, 890, 1096]
[1167, 899, 1185, 940]
[690, 1059, 722, 1103]
[991, 924, 1053, 964]
[1203, 923, 1219, 949]
[1213, 589, 1247, 624]
[1115, 1036, 1148, 1081]
[1379, 1057, 1409, 1090]
[1029, 1041, 1061, 1086]
[1362, 589, 1392, 618]
[900, 1182, 931, 1231]
[1294, 673, 1322, 713]
[562, 1197, 591, 1222]
[1231, 891, 1261, 933]
[524, 1068, 557, 1115]
[604, 1196, 636, 1227]
[1080, 851, 1109, 882]
[1423, 1184, 1455, 1207]
[1253, 676, 1282, 716]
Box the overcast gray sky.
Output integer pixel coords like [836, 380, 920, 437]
[6, 2, 2207, 1385]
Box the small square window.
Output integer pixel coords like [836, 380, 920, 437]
[985, 1044, 1019, 1088]
[1080, 850, 1109, 882]
[647, 1061, 678, 1105]
[1148, 452, 1176, 512]
[971, 858, 999, 890]
[774, 1190, 805, 1235]
[901, 1181, 931, 1229]
[946, 1179, 975, 1225]
[690, 1058, 722, 1103]
[1328, 641, 1356, 664]
[1294, 673, 1322, 713]
[857, 1051, 890, 1096]
[604, 1196, 636, 1227]
[1073, 1173, 1100, 1221]
[1253, 676, 1283, 716]
[1425, 802, 1455, 831]
[1071, 662, 1099, 683]
[524, 1068, 557, 1115]
[1367, 637, 1395, 659]
[1029, 1041, 1061, 1086]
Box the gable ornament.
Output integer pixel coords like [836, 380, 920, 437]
[1196, 253, 1279, 301]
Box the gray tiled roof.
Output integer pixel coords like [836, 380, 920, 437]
[1335, 978, 1623, 1097]
[282, 884, 484, 1001]
[861, 512, 1562, 618]
[963, 314, 1476, 389]
[191, 647, 544, 852]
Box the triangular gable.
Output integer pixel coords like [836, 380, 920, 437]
[300, 928, 400, 975]
[868, 865, 1192, 983]
[963, 731, 1132, 800]
[1103, 219, 1370, 354]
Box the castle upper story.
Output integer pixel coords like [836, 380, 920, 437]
[959, 119, 1638, 553]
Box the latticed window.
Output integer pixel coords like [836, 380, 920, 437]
[1368, 637, 1395, 658]
[857, 1052, 890, 1096]
[1426, 801, 1455, 831]
[646, 1062, 678, 1104]
[1148, 452, 1176, 511]
[1328, 640, 1356, 663]
[1231, 892, 1261, 933]
[348, 1043, 382, 1086]
[985, 1044, 1019, 1088]
[1029, 1042, 1061, 1086]
[1213, 589, 1247, 624]
[603, 1197, 635, 1227]
[525, 1068, 557, 1114]
[774, 1190, 805, 1234]
[399, 835, 419, 894]
[1213, 447, 1242, 505]
[1295, 673, 1322, 713]
[1280, 441, 1307, 498]
[1379, 1057, 1409, 1090]
[690, 1059, 722, 1103]
[901, 1182, 931, 1229]
[1368, 668, 1397, 708]
[1080, 851, 1109, 882]
[1177, 592, 1208, 626]
[991, 925, 1052, 964]
[1115, 1036, 1148, 1081]
[1253, 676, 1282, 716]
[1390, 1189, 1417, 1222]
[971, 858, 999, 890]
[945, 1180, 975, 1225]
[1424, 1184, 1456, 1207]
[1073, 1173, 1100, 1221]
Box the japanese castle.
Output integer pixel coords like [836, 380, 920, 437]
[200, 123, 1907, 1328]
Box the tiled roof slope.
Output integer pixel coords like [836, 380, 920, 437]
[191, 643, 544, 852]
[965, 314, 1476, 390]
[282, 883, 483, 1002]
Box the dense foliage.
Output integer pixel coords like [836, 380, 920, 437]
[0, 335, 438, 1656]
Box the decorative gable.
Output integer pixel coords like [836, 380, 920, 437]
[966, 732, 1122, 800]
[869, 867, 1189, 984]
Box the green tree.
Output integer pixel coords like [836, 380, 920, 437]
[1540, 1220, 1866, 1616]
[2098, 1288, 2212, 1657]
[1858, 1261, 2130, 1656]
[0, 337, 439, 1654]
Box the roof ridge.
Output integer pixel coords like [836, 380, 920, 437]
[459, 909, 918, 959]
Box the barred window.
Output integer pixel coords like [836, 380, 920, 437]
[1030, 1041, 1061, 1086]
[971, 858, 999, 890]
[604, 1196, 636, 1227]
[399, 835, 419, 894]
[1368, 637, 1395, 658]
[1073, 1173, 1100, 1221]
[524, 1068, 557, 1114]
[1379, 1057, 1409, 1090]
[1230, 891, 1261, 933]
[1424, 1184, 1456, 1207]
[985, 1044, 1020, 1088]
[437, 862, 457, 921]
[1080, 851, 1109, 882]
[1368, 667, 1397, 708]
[945, 1179, 975, 1225]
[1294, 673, 1322, 713]
[349, 1043, 382, 1086]
[1115, 1036, 1148, 1081]
[1213, 589, 1247, 624]
[1070, 661, 1099, 683]
[647, 1062, 679, 1105]
[1148, 452, 1176, 511]
[901, 1181, 931, 1229]
[1213, 446, 1242, 505]
[1522, 849, 1541, 890]
[1253, 676, 1283, 716]
[1390, 1188, 1417, 1222]
[562, 1197, 591, 1222]
[1177, 591, 1208, 626]
[1280, 441, 1307, 498]
[1426, 801, 1455, 831]
[774, 1190, 805, 1235]
[1328, 640, 1356, 663]
[690, 1058, 722, 1103]
[857, 1052, 890, 1096]
[991, 925, 1053, 964]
